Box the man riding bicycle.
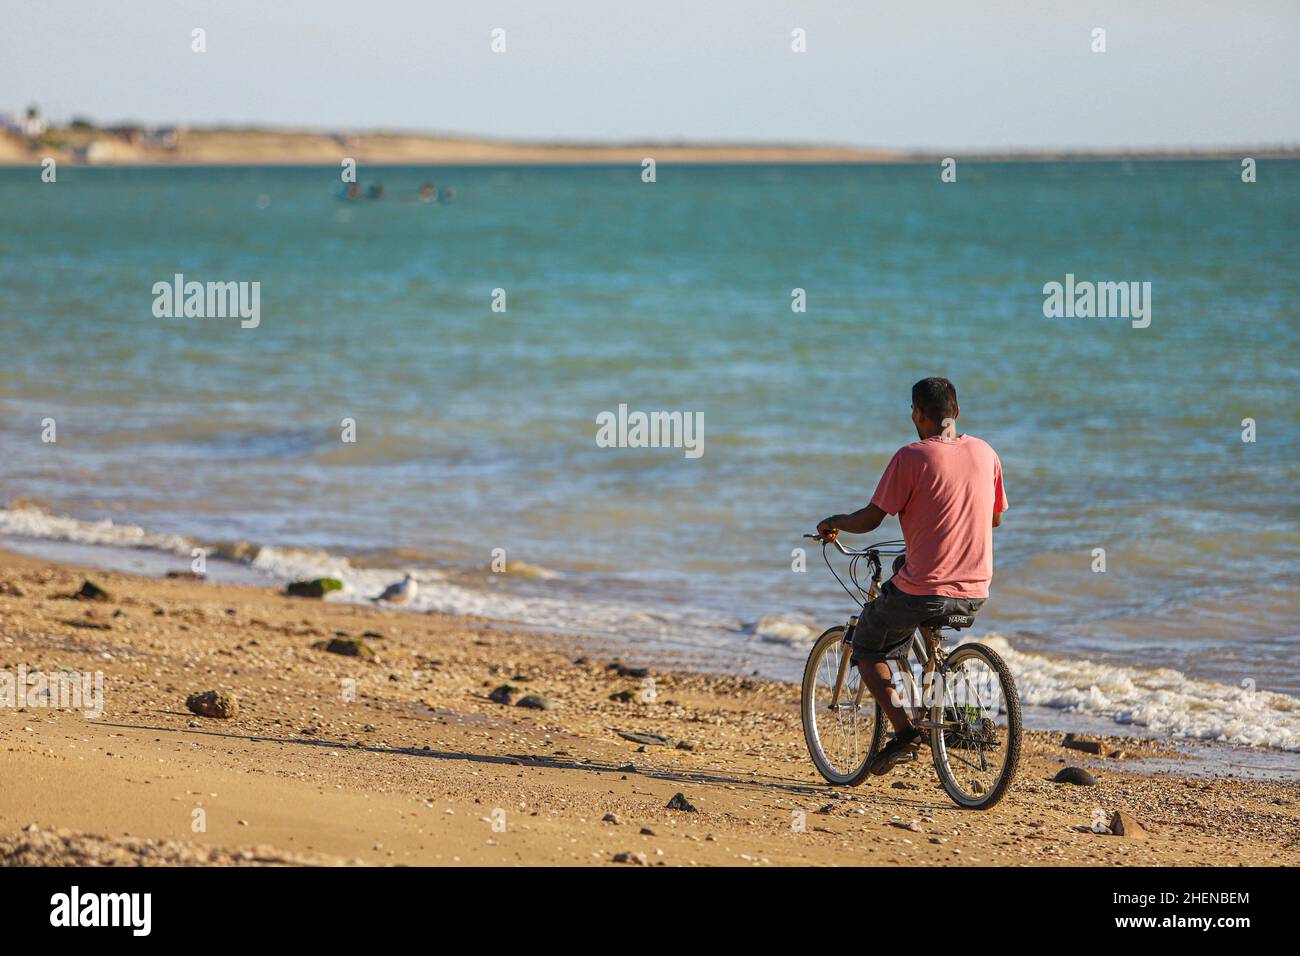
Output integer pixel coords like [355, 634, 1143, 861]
[816, 377, 1007, 776]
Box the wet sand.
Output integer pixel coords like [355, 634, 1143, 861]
[1, 548, 1295, 867]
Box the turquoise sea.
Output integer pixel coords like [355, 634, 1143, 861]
[1, 161, 1297, 752]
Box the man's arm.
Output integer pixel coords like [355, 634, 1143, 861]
[993, 512, 1002, 528]
[817, 503, 887, 540]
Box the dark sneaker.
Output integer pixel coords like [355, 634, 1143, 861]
[869, 727, 923, 776]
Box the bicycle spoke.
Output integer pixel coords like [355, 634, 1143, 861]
[806, 633, 876, 781]
[934, 651, 1014, 804]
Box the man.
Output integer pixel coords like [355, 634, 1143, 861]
[816, 377, 1007, 775]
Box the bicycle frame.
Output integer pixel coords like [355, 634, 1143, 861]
[821, 538, 899, 717]
[831, 622, 953, 729]
[898, 627, 950, 730]
[817, 536, 963, 733]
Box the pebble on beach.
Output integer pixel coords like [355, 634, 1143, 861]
[516, 694, 557, 710]
[1052, 767, 1099, 786]
[1109, 810, 1148, 839]
[72, 580, 110, 602]
[666, 792, 698, 813]
[1062, 733, 1104, 755]
[185, 690, 238, 719]
[315, 637, 374, 658]
[285, 578, 343, 599]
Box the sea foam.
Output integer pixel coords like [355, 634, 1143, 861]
[970, 634, 1300, 751]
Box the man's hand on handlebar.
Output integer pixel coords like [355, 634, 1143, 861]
[815, 517, 840, 542]
[814, 504, 887, 539]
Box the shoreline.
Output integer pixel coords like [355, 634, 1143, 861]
[1, 547, 1295, 867]
[2, 522, 1298, 771]
[3, 128, 1299, 167]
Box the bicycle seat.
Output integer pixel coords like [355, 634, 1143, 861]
[922, 613, 974, 630]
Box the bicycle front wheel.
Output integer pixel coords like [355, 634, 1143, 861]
[801, 626, 884, 785]
[930, 641, 1022, 809]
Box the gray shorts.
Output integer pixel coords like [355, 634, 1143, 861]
[850, 580, 985, 665]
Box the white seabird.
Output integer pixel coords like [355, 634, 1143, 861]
[373, 573, 418, 604]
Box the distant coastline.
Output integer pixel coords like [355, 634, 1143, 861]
[2, 123, 1298, 167]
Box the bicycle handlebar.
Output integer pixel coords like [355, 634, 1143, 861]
[803, 532, 905, 557]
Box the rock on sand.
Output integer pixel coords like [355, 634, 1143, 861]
[186, 690, 238, 719]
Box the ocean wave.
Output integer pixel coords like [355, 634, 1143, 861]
[0, 502, 720, 646]
[973, 634, 1300, 752]
[502, 560, 564, 580]
[4, 502, 1297, 751]
[741, 614, 817, 645]
[0, 504, 195, 556]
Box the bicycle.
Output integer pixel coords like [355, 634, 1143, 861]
[799, 533, 1021, 809]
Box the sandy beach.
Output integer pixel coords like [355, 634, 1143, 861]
[4, 126, 1296, 167]
[0, 127, 911, 167]
[1, 547, 1294, 868]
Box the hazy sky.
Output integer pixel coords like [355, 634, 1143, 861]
[3, 0, 1297, 150]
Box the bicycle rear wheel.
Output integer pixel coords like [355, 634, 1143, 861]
[801, 626, 884, 785]
[930, 642, 1022, 809]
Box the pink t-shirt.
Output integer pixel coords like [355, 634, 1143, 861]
[870, 434, 1007, 599]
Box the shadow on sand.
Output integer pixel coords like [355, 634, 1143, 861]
[100, 717, 954, 811]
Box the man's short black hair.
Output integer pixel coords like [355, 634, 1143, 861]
[912, 377, 958, 425]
